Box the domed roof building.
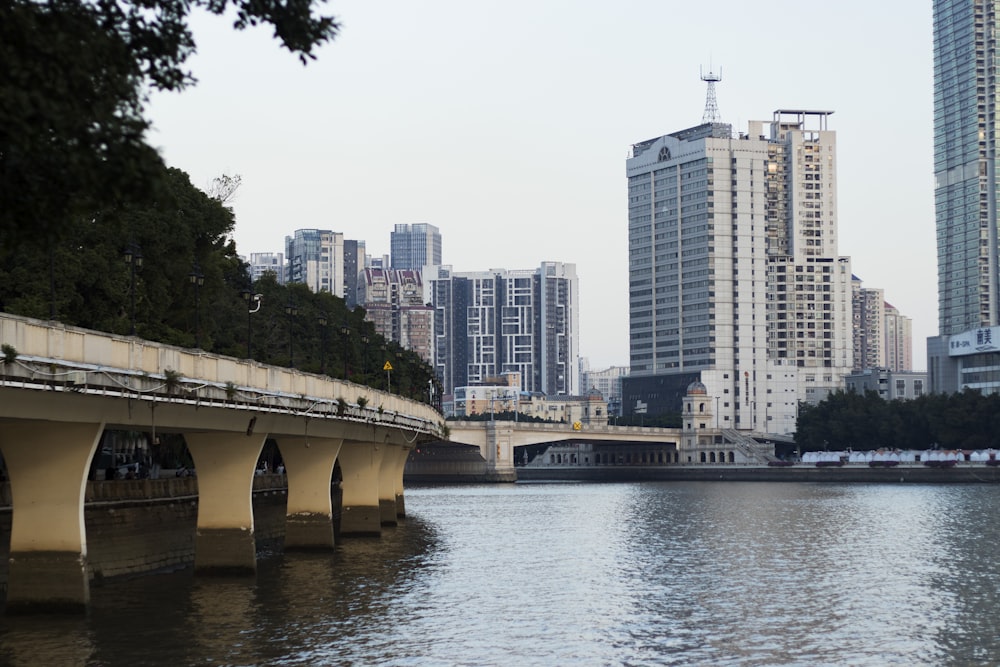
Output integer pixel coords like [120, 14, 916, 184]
[686, 381, 708, 396]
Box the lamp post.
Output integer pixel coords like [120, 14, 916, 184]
[188, 263, 204, 349]
[242, 290, 262, 358]
[360, 334, 369, 377]
[340, 323, 350, 378]
[124, 242, 143, 336]
[285, 300, 298, 367]
[317, 315, 328, 374]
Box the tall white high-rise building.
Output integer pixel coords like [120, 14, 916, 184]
[428, 262, 579, 397]
[285, 229, 344, 296]
[884, 302, 913, 372]
[248, 252, 285, 285]
[625, 110, 852, 434]
[852, 276, 885, 371]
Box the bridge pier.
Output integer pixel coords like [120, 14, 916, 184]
[392, 445, 409, 519]
[185, 431, 267, 575]
[378, 444, 410, 524]
[277, 436, 343, 550]
[337, 440, 385, 537]
[0, 420, 103, 613]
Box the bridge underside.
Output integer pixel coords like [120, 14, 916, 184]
[0, 311, 443, 613]
[0, 392, 427, 614]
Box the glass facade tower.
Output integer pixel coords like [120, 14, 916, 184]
[933, 0, 1000, 334]
[390, 223, 442, 270]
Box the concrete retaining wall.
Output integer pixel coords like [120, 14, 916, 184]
[516, 464, 1000, 483]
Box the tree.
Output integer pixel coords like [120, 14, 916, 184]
[0, 0, 339, 245]
[793, 389, 1000, 451]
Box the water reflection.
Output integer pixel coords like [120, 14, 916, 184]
[3, 482, 1000, 666]
[0, 615, 94, 667]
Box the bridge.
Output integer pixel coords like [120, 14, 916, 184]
[0, 313, 443, 613]
[426, 421, 685, 481]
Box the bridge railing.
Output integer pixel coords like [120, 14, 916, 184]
[0, 312, 444, 437]
[449, 420, 676, 434]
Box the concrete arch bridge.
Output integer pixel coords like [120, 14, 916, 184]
[0, 313, 443, 612]
[408, 420, 685, 482]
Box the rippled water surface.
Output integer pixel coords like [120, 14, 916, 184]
[3, 482, 1000, 666]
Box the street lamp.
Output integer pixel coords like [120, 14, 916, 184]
[317, 315, 328, 374]
[124, 242, 143, 336]
[340, 323, 350, 378]
[360, 334, 369, 377]
[285, 300, 298, 367]
[188, 263, 204, 349]
[242, 290, 262, 358]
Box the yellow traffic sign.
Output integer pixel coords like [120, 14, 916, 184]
[573, 421, 582, 431]
[383, 361, 393, 371]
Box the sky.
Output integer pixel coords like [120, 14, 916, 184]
[147, 1, 936, 370]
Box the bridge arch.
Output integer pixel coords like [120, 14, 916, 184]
[0, 313, 442, 612]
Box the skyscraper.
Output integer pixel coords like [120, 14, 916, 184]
[427, 262, 579, 397]
[285, 229, 344, 296]
[933, 0, 1000, 335]
[624, 110, 853, 433]
[884, 302, 913, 372]
[852, 276, 885, 371]
[390, 223, 441, 270]
[343, 239, 365, 308]
[927, 1, 1000, 394]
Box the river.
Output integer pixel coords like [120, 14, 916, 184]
[2, 481, 999, 666]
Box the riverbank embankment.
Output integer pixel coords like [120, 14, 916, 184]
[515, 464, 1000, 483]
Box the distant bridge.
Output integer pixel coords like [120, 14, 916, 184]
[0, 313, 442, 612]
[430, 421, 683, 481]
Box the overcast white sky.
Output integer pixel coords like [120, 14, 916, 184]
[148, 1, 935, 370]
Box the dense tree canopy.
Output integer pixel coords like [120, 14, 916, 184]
[0, 0, 339, 244]
[795, 389, 1000, 451]
[0, 3, 440, 403]
[0, 167, 440, 405]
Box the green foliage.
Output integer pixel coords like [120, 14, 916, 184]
[1, 0, 165, 246]
[0, 168, 242, 342]
[163, 369, 181, 394]
[451, 411, 557, 424]
[1, 0, 339, 245]
[794, 389, 1000, 451]
[1, 343, 16, 364]
[0, 163, 440, 407]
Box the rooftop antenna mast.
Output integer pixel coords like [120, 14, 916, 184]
[701, 65, 722, 123]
